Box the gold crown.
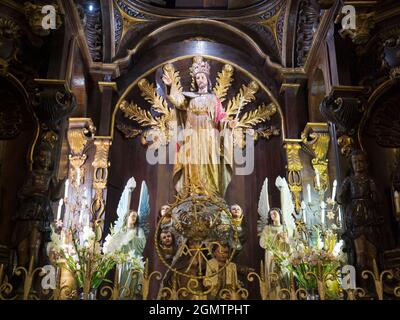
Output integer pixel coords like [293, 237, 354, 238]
[190, 56, 210, 77]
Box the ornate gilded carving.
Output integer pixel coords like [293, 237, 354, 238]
[337, 135, 355, 158]
[284, 140, 303, 213]
[23, 2, 62, 37]
[213, 64, 234, 103]
[301, 123, 330, 192]
[67, 119, 95, 187]
[119, 58, 280, 151]
[91, 137, 111, 224]
[225, 81, 259, 119]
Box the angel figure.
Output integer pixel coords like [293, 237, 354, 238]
[103, 177, 150, 299]
[258, 177, 294, 298]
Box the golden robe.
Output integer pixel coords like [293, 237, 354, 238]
[169, 90, 233, 197]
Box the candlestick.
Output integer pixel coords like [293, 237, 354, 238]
[307, 184, 312, 203]
[332, 180, 337, 201]
[56, 199, 63, 221]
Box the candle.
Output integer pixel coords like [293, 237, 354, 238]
[394, 191, 400, 214]
[64, 179, 69, 198]
[321, 201, 326, 226]
[315, 169, 321, 189]
[301, 201, 307, 224]
[56, 199, 63, 221]
[307, 184, 312, 203]
[338, 206, 343, 226]
[332, 180, 337, 201]
[63, 207, 69, 228]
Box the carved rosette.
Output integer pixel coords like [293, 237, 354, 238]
[284, 141, 303, 213]
[301, 123, 330, 192]
[91, 137, 111, 224]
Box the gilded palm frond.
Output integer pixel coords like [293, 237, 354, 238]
[238, 102, 277, 128]
[163, 63, 183, 94]
[213, 64, 234, 102]
[119, 100, 159, 127]
[138, 78, 173, 119]
[225, 81, 259, 119]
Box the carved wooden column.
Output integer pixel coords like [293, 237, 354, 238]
[301, 123, 331, 192]
[280, 69, 309, 139]
[283, 139, 303, 213]
[64, 118, 95, 228]
[91, 136, 111, 227]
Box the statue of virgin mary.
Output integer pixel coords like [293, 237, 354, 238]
[162, 56, 237, 197]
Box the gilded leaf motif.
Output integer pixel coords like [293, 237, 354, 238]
[225, 81, 259, 119]
[213, 64, 234, 102]
[238, 103, 277, 128]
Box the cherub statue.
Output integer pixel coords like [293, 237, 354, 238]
[158, 204, 172, 228]
[103, 177, 150, 299]
[337, 150, 383, 272]
[159, 229, 176, 262]
[204, 243, 239, 300]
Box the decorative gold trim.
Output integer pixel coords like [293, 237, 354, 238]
[98, 81, 118, 93]
[259, 7, 282, 50]
[343, 1, 378, 6]
[280, 83, 301, 94]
